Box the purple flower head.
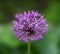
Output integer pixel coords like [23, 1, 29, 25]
[12, 10, 48, 42]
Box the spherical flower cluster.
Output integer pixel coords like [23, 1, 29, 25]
[12, 11, 48, 42]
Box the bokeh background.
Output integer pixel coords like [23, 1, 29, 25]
[0, 0, 60, 54]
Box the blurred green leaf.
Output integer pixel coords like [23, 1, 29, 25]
[0, 23, 21, 48]
[45, 2, 60, 25]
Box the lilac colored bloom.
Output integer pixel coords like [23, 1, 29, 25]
[12, 11, 48, 42]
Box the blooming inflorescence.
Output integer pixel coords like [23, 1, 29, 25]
[12, 11, 48, 42]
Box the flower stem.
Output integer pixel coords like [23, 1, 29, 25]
[28, 40, 30, 54]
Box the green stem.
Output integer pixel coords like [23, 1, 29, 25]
[28, 40, 30, 54]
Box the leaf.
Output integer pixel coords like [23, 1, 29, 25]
[44, 2, 59, 25]
[0, 23, 23, 48]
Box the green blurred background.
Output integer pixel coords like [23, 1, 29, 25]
[0, 0, 60, 54]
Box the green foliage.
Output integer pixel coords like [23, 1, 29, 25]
[45, 2, 60, 25]
[0, 23, 20, 47]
